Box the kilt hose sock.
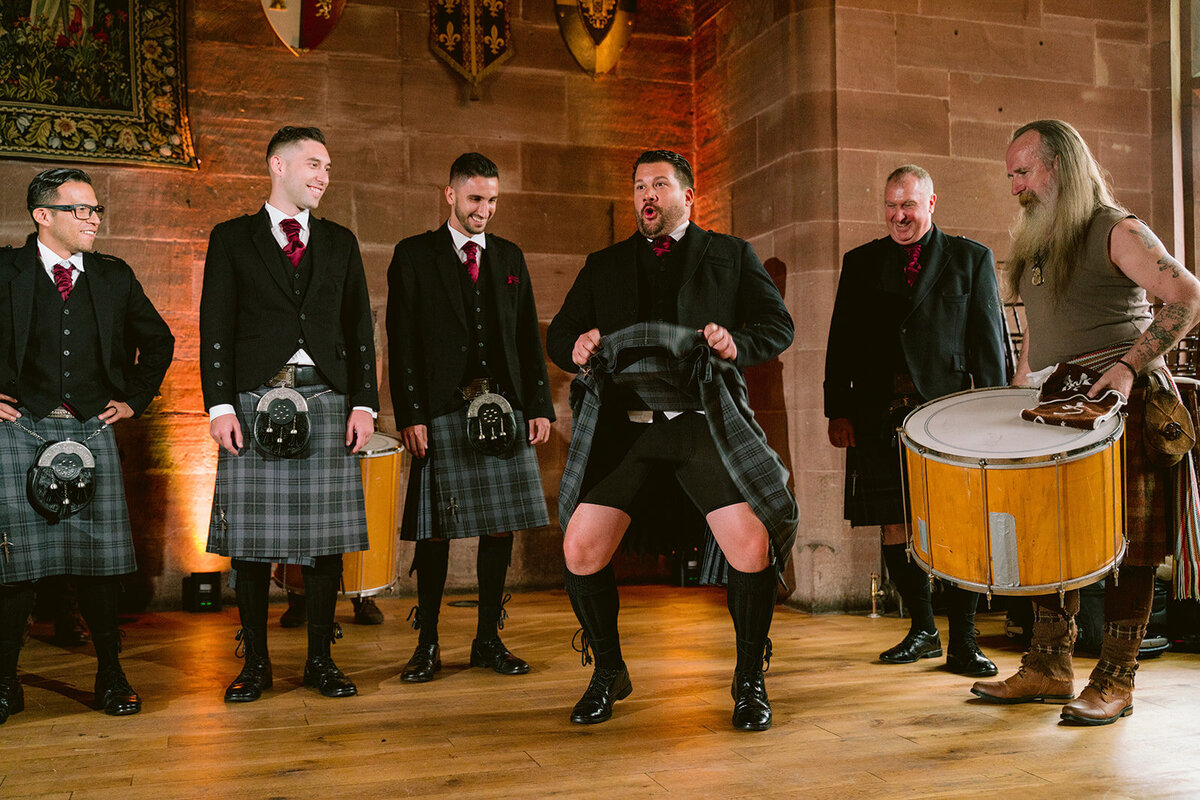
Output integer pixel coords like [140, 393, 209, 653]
[476, 534, 514, 641]
[564, 565, 623, 670]
[231, 559, 272, 662]
[727, 565, 776, 673]
[413, 539, 450, 646]
[302, 554, 344, 659]
[882, 543, 936, 635]
[1093, 565, 1155, 693]
[76, 576, 124, 671]
[0, 582, 35, 678]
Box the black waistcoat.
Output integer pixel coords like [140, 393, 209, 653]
[447, 247, 506, 412]
[635, 237, 683, 324]
[20, 270, 108, 420]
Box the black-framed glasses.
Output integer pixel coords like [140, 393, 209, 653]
[31, 203, 105, 221]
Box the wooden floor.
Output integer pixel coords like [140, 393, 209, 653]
[2, 587, 1200, 799]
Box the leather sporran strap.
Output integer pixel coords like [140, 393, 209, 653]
[27, 440, 97, 522]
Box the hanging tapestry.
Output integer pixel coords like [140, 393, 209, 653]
[0, 0, 196, 169]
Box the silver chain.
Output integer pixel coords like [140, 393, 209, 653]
[6, 417, 109, 445]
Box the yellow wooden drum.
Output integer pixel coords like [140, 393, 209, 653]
[273, 433, 407, 597]
[899, 386, 1125, 596]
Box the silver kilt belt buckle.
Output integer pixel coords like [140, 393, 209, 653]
[253, 387, 312, 458]
[27, 440, 97, 522]
[467, 392, 517, 457]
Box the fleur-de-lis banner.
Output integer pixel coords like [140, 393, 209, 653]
[430, 0, 513, 100]
[260, 0, 346, 53]
[556, 0, 636, 76]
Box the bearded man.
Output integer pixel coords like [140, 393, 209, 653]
[547, 149, 794, 730]
[970, 120, 1200, 725]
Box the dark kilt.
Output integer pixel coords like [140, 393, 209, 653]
[0, 411, 134, 582]
[206, 384, 368, 566]
[1123, 386, 1170, 567]
[844, 411, 907, 527]
[402, 406, 548, 541]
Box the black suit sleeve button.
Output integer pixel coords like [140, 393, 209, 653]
[216, 380, 224, 387]
[213, 343, 221, 350]
[537, 380, 544, 386]
[363, 364, 370, 370]
[360, 346, 367, 352]
[365, 382, 371, 388]
[213, 362, 221, 368]
[407, 385, 414, 391]
[412, 403, 419, 409]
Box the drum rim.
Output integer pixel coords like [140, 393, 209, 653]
[900, 386, 1124, 467]
[907, 540, 1128, 597]
[359, 432, 404, 457]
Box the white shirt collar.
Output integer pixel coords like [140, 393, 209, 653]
[265, 203, 310, 232]
[36, 239, 85, 278]
[645, 219, 690, 244]
[447, 222, 487, 253]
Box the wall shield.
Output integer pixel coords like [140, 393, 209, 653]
[430, 0, 514, 100]
[260, 0, 346, 54]
[555, 0, 636, 76]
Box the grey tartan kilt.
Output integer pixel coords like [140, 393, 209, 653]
[206, 384, 368, 566]
[401, 406, 549, 541]
[0, 411, 134, 582]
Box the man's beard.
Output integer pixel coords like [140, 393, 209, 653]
[1009, 189, 1057, 273]
[636, 202, 684, 238]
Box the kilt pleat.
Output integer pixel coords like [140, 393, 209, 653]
[206, 384, 368, 565]
[0, 412, 134, 582]
[402, 406, 549, 541]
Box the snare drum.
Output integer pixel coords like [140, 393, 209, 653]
[273, 433, 408, 597]
[899, 386, 1125, 596]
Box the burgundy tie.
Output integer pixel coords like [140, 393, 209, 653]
[902, 243, 922, 287]
[52, 263, 74, 301]
[651, 235, 673, 258]
[279, 218, 305, 268]
[462, 241, 479, 283]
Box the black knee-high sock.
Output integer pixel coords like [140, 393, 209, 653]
[727, 565, 777, 673]
[414, 540, 449, 646]
[0, 583, 35, 679]
[564, 565, 622, 669]
[882, 543, 935, 635]
[76, 575, 122, 671]
[947, 586, 980, 647]
[302, 554, 343, 660]
[231, 559, 272, 661]
[476, 534, 513, 641]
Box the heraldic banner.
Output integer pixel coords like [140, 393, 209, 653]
[430, 0, 513, 99]
[0, 0, 197, 169]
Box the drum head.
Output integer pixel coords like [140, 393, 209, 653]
[902, 386, 1122, 464]
[359, 432, 401, 456]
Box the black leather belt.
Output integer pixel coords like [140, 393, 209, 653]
[459, 378, 498, 401]
[268, 365, 325, 388]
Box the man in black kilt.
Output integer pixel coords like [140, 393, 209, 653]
[824, 164, 1008, 677]
[0, 167, 174, 722]
[386, 153, 554, 682]
[200, 126, 378, 702]
[546, 150, 794, 730]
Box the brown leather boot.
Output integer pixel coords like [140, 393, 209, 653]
[971, 602, 1076, 704]
[1061, 618, 1143, 726]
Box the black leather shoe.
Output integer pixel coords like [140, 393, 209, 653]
[570, 664, 632, 724]
[224, 657, 273, 702]
[352, 597, 385, 625]
[879, 629, 943, 663]
[303, 655, 357, 698]
[470, 637, 530, 675]
[947, 641, 998, 677]
[94, 665, 141, 716]
[731, 670, 772, 731]
[0, 678, 24, 724]
[401, 643, 441, 683]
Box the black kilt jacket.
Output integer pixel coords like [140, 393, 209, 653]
[199, 207, 378, 411]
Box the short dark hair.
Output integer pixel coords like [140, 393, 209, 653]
[632, 150, 694, 190]
[449, 152, 499, 185]
[266, 126, 326, 160]
[27, 167, 93, 222]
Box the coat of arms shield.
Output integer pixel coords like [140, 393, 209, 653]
[555, 0, 636, 76]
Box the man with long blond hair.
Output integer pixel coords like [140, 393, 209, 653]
[972, 119, 1200, 725]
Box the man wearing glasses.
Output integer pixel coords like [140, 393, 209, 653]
[0, 167, 174, 724]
